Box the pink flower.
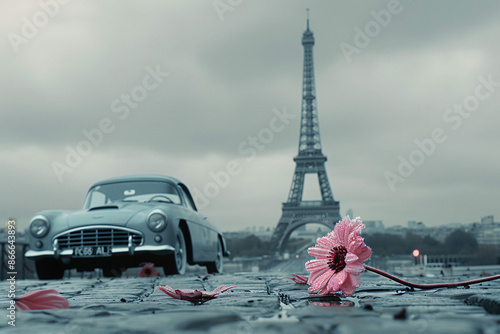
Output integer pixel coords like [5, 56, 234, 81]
[139, 263, 160, 277]
[15, 289, 69, 311]
[306, 216, 372, 296]
[156, 285, 236, 304]
[286, 273, 309, 284]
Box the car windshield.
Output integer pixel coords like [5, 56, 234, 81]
[84, 181, 181, 209]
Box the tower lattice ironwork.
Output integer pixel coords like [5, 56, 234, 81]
[270, 14, 340, 251]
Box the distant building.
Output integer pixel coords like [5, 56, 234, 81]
[481, 215, 494, 224]
[372, 215, 500, 248]
[383, 225, 407, 237]
[408, 221, 425, 229]
[224, 225, 274, 241]
[426, 225, 458, 242]
[224, 215, 500, 247]
[363, 220, 385, 234]
[471, 215, 500, 246]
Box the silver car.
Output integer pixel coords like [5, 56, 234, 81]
[26, 174, 228, 279]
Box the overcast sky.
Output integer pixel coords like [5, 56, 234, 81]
[1, 0, 500, 233]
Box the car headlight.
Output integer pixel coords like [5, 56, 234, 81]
[147, 210, 167, 232]
[30, 216, 50, 238]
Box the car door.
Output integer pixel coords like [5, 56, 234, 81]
[177, 183, 218, 262]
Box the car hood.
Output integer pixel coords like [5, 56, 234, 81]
[66, 202, 154, 228]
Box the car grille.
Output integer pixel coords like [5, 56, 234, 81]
[55, 228, 143, 249]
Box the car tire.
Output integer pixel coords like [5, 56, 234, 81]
[102, 266, 122, 278]
[35, 259, 65, 280]
[206, 238, 223, 274]
[164, 229, 187, 275]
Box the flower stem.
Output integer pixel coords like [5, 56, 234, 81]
[363, 265, 500, 289]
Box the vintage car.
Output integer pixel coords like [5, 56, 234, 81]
[26, 174, 229, 279]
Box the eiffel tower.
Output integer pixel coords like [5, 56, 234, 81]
[270, 13, 340, 251]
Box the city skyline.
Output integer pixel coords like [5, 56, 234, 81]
[1, 1, 500, 232]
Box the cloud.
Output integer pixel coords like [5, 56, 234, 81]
[1, 1, 499, 233]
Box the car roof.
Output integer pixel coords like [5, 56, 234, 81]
[89, 174, 183, 188]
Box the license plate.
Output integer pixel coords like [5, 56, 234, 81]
[73, 246, 111, 257]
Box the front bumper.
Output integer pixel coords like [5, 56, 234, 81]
[25, 244, 175, 259]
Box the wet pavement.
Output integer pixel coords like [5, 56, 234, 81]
[1, 270, 499, 333]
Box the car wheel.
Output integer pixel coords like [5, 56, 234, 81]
[35, 259, 65, 280]
[206, 238, 223, 274]
[164, 229, 187, 275]
[102, 267, 122, 278]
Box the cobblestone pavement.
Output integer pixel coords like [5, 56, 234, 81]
[1, 270, 499, 333]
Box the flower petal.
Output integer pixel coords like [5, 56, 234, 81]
[339, 273, 361, 296]
[316, 235, 334, 249]
[157, 284, 236, 304]
[332, 218, 349, 245]
[309, 269, 334, 292]
[16, 289, 69, 311]
[307, 247, 332, 259]
[357, 244, 372, 262]
[286, 274, 309, 284]
[156, 285, 181, 299]
[305, 259, 329, 272]
[307, 266, 330, 285]
[345, 263, 364, 274]
[345, 253, 359, 264]
[209, 285, 237, 295]
[139, 263, 160, 277]
[176, 289, 203, 299]
[326, 271, 343, 292]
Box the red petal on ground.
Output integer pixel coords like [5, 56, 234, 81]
[15, 289, 69, 311]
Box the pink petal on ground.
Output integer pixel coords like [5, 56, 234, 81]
[15, 289, 69, 311]
[156, 285, 181, 299]
[157, 285, 236, 303]
[286, 273, 309, 284]
[209, 285, 237, 295]
[176, 289, 203, 299]
[139, 263, 160, 277]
